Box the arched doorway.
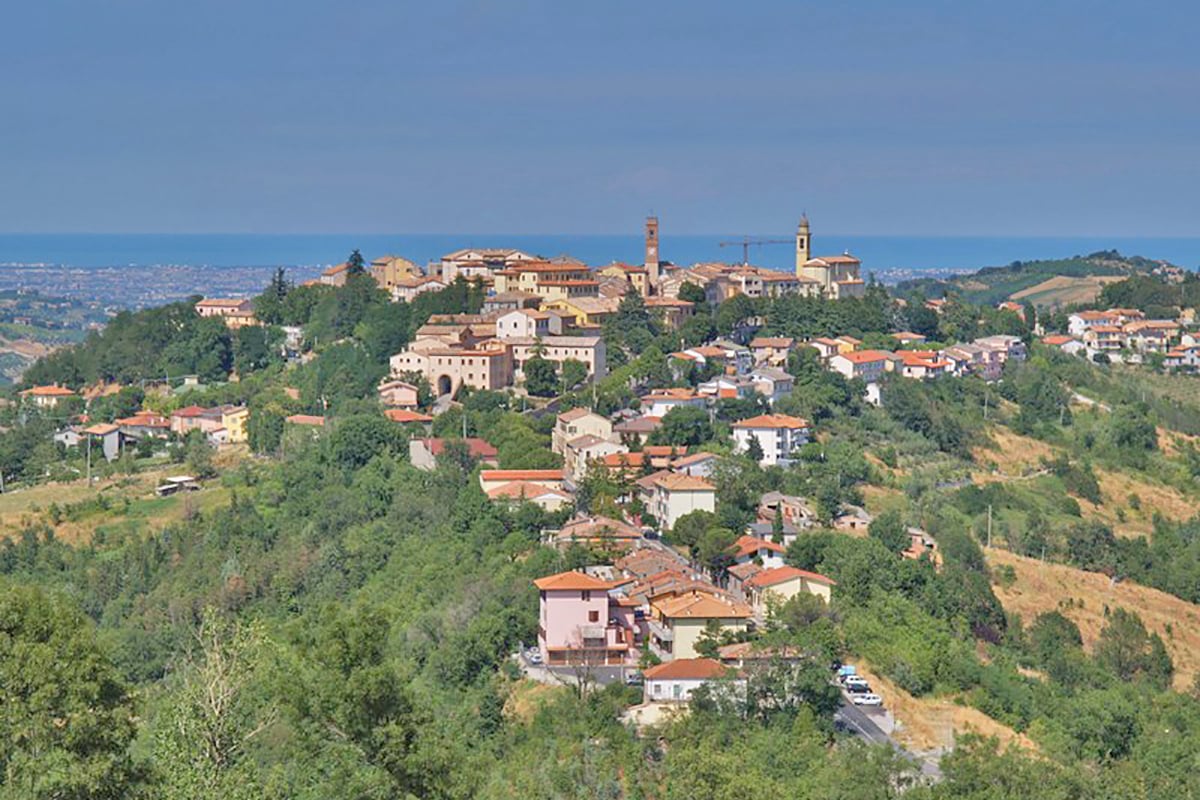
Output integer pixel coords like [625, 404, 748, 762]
[436, 375, 453, 396]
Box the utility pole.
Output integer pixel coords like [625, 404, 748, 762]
[86, 433, 92, 487]
[986, 504, 993, 549]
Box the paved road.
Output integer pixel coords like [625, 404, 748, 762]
[836, 697, 943, 780]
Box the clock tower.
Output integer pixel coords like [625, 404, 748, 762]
[645, 215, 660, 290]
[795, 213, 811, 276]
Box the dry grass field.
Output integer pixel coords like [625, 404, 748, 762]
[988, 547, 1200, 692]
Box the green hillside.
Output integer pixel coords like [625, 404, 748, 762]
[897, 250, 1164, 305]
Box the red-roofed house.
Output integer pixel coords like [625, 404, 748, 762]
[829, 350, 897, 383]
[534, 570, 638, 666]
[641, 472, 717, 530]
[478, 468, 563, 493]
[743, 565, 835, 609]
[487, 481, 573, 511]
[643, 658, 739, 703]
[384, 408, 433, 425]
[20, 384, 77, 410]
[731, 535, 787, 569]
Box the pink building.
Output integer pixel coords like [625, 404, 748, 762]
[534, 571, 640, 666]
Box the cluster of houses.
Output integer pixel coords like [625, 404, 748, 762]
[1040, 307, 1200, 369]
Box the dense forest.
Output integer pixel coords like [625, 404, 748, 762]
[4, 265, 1200, 797]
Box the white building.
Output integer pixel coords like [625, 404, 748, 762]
[731, 414, 810, 466]
[642, 658, 740, 704]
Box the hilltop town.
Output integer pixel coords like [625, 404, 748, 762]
[5, 216, 1200, 796]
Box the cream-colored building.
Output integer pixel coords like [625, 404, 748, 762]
[552, 408, 615, 454]
[741, 566, 834, 614]
[493, 262, 599, 301]
[390, 345, 512, 397]
[641, 472, 717, 531]
[794, 215, 866, 299]
[506, 336, 606, 381]
[496, 308, 564, 340]
[195, 298, 258, 328]
[648, 591, 752, 660]
[543, 296, 620, 328]
[220, 405, 250, 444]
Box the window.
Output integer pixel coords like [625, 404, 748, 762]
[581, 591, 591, 601]
[588, 610, 599, 623]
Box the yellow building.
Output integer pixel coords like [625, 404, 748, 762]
[597, 263, 650, 296]
[370, 254, 421, 291]
[220, 405, 250, 444]
[544, 296, 620, 327]
[493, 262, 599, 301]
[647, 591, 752, 660]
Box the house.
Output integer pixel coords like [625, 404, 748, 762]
[640, 472, 717, 531]
[390, 276, 448, 303]
[1082, 325, 1124, 354]
[731, 535, 787, 568]
[749, 337, 794, 366]
[482, 291, 542, 314]
[478, 468, 564, 493]
[829, 350, 895, 383]
[564, 435, 627, 484]
[1067, 310, 1125, 338]
[1042, 334, 1085, 356]
[1123, 320, 1180, 353]
[671, 451, 719, 478]
[195, 298, 257, 328]
[440, 247, 536, 283]
[389, 344, 512, 397]
[79, 423, 122, 461]
[377, 379, 421, 409]
[20, 384, 77, 410]
[408, 437, 498, 470]
[640, 388, 706, 418]
[741, 565, 835, 611]
[495, 308, 565, 340]
[552, 408, 614, 455]
[542, 297, 620, 328]
[903, 527, 939, 562]
[115, 412, 170, 440]
[745, 520, 800, 547]
[1164, 345, 1200, 372]
[534, 571, 638, 666]
[642, 658, 738, 704]
[647, 591, 752, 660]
[369, 254, 421, 290]
[731, 414, 810, 466]
[891, 331, 927, 346]
[546, 515, 644, 550]
[614, 415, 663, 445]
[834, 505, 873, 533]
[894, 350, 951, 380]
[749, 367, 794, 404]
[219, 406, 250, 444]
[942, 343, 989, 379]
[807, 337, 842, 360]
[696, 374, 756, 402]
[487, 481, 573, 512]
[757, 491, 817, 531]
[53, 426, 83, 449]
[171, 405, 212, 436]
[975, 334, 1028, 366]
[645, 297, 695, 329]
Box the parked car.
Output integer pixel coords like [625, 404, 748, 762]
[850, 693, 883, 706]
[844, 676, 871, 691]
[526, 649, 543, 665]
[625, 671, 644, 686]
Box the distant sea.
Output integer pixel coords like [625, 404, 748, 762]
[1, 233, 1199, 277]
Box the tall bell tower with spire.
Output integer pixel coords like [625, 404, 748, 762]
[794, 213, 811, 275]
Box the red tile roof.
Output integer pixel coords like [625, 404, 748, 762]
[732, 413, 810, 430]
[733, 535, 787, 558]
[479, 468, 561, 481]
[642, 657, 730, 681]
[533, 570, 614, 591]
[384, 409, 433, 424]
[286, 414, 326, 427]
[419, 438, 498, 457]
[745, 565, 836, 588]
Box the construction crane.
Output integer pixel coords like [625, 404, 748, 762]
[718, 236, 792, 266]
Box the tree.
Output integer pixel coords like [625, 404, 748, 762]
[524, 356, 559, 397]
[771, 504, 785, 544]
[346, 248, 366, 276]
[253, 267, 291, 325]
[671, 509, 718, 551]
[232, 324, 277, 374]
[1094, 608, 1174, 689]
[0, 582, 144, 799]
[695, 526, 738, 579]
[678, 282, 707, 305]
[744, 433, 764, 464]
[153, 609, 273, 800]
[869, 509, 909, 554]
[650, 405, 712, 448]
[326, 414, 408, 472]
[560, 358, 588, 392]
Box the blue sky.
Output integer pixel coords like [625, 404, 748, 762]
[3, 0, 1197, 235]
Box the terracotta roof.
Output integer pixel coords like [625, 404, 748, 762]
[83, 423, 120, 435]
[750, 337, 793, 348]
[286, 414, 325, 427]
[650, 473, 715, 492]
[614, 416, 662, 434]
[172, 405, 208, 418]
[22, 385, 76, 397]
[115, 412, 169, 428]
[643, 445, 687, 457]
[837, 349, 895, 364]
[732, 413, 810, 430]
[643, 658, 730, 681]
[384, 409, 433, 424]
[487, 481, 572, 501]
[533, 570, 614, 591]
[322, 262, 350, 276]
[558, 515, 643, 540]
[479, 468, 562, 482]
[1042, 335, 1077, 346]
[746, 565, 836, 588]
[672, 451, 717, 468]
[419, 438, 498, 458]
[642, 388, 700, 401]
[557, 407, 596, 423]
[891, 331, 926, 341]
[653, 591, 752, 619]
[733, 535, 787, 558]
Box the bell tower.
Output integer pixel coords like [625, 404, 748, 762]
[795, 213, 811, 275]
[645, 215, 660, 290]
